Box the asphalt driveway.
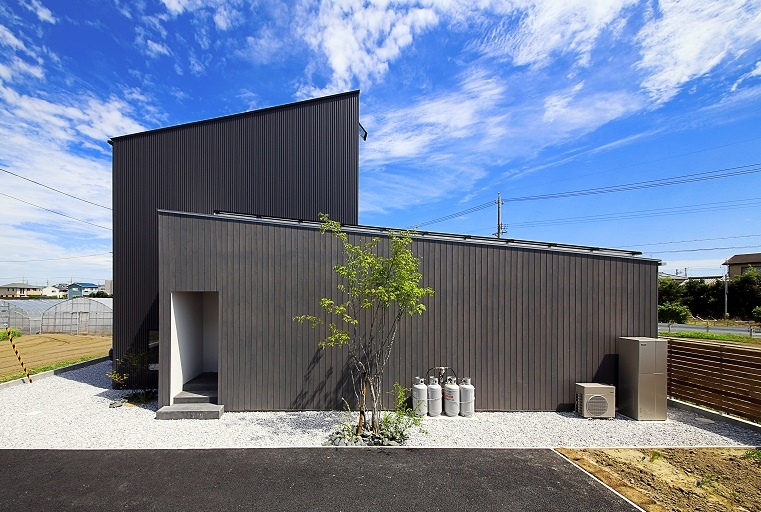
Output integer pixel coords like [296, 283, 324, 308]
[1, 448, 638, 511]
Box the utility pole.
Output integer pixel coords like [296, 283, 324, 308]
[724, 264, 729, 320]
[494, 192, 507, 238]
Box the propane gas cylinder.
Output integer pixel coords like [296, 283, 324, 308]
[443, 376, 460, 417]
[459, 377, 475, 417]
[427, 376, 442, 417]
[412, 377, 428, 416]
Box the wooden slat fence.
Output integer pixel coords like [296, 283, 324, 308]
[666, 338, 761, 423]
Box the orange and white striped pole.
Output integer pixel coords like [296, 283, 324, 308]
[6, 327, 32, 383]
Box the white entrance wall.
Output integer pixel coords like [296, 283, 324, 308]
[169, 292, 219, 404]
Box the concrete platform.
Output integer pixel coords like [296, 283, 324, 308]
[155, 403, 224, 420]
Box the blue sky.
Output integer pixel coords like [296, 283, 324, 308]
[1, 0, 761, 286]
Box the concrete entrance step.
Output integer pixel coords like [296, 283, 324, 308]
[174, 390, 218, 404]
[183, 372, 218, 392]
[155, 403, 224, 420]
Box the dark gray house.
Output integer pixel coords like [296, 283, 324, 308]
[111, 91, 659, 417]
[110, 91, 360, 389]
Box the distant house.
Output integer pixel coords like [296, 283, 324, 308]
[0, 283, 43, 298]
[724, 253, 761, 278]
[67, 282, 99, 298]
[42, 285, 67, 298]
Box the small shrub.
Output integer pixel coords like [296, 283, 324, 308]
[1, 328, 22, 341]
[326, 383, 426, 447]
[658, 302, 691, 324]
[752, 306, 761, 324]
[649, 450, 662, 462]
[742, 449, 761, 462]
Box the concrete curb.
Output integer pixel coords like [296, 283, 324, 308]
[0, 356, 110, 391]
[668, 398, 761, 434]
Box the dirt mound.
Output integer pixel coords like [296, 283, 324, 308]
[558, 447, 761, 512]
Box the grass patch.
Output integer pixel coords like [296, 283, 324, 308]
[0, 355, 105, 384]
[659, 331, 758, 344]
[743, 449, 761, 462]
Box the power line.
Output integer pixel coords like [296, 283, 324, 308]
[408, 200, 494, 229]
[503, 197, 761, 229]
[467, 197, 761, 233]
[0, 167, 111, 210]
[505, 164, 761, 203]
[646, 244, 761, 255]
[0, 192, 112, 231]
[410, 163, 761, 229]
[508, 135, 761, 194]
[623, 233, 761, 248]
[0, 252, 113, 263]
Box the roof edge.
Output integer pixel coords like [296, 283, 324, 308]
[157, 209, 658, 262]
[108, 90, 360, 144]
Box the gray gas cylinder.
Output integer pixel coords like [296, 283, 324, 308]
[412, 377, 428, 416]
[443, 376, 460, 417]
[427, 376, 442, 417]
[459, 377, 475, 417]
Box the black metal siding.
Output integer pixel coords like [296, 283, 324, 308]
[113, 92, 359, 385]
[158, 212, 658, 411]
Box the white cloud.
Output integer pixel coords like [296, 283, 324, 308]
[297, 1, 439, 95]
[636, 0, 761, 103]
[732, 61, 761, 91]
[213, 5, 238, 31]
[0, 25, 26, 51]
[476, 0, 638, 68]
[0, 56, 44, 82]
[20, 0, 56, 24]
[146, 40, 172, 58]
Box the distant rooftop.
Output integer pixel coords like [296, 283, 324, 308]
[724, 253, 761, 265]
[1, 282, 42, 289]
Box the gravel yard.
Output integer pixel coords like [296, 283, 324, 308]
[1, 361, 759, 449]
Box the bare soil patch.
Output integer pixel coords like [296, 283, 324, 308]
[558, 447, 761, 512]
[1, 334, 111, 379]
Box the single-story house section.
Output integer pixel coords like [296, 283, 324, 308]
[110, 90, 659, 418]
[40, 297, 113, 336]
[157, 211, 658, 412]
[0, 299, 63, 334]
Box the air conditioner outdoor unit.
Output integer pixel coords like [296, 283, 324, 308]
[575, 383, 616, 419]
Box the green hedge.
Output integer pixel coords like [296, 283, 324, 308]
[0, 328, 22, 341]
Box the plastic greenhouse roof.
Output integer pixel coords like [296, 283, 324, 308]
[0, 299, 64, 318]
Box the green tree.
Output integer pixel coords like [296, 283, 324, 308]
[658, 302, 691, 325]
[728, 267, 761, 319]
[658, 278, 683, 305]
[752, 306, 761, 324]
[295, 214, 434, 435]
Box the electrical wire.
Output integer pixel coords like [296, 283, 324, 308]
[408, 200, 494, 229]
[646, 244, 761, 254]
[502, 198, 761, 229]
[622, 234, 761, 248]
[0, 192, 112, 230]
[410, 163, 761, 229]
[0, 252, 113, 263]
[505, 164, 761, 203]
[0, 167, 111, 210]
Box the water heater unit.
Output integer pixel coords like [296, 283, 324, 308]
[575, 383, 616, 418]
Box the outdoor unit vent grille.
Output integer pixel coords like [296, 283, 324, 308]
[575, 383, 615, 418]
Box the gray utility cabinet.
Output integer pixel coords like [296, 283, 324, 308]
[617, 337, 667, 420]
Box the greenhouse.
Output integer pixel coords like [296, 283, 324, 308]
[0, 299, 63, 334]
[41, 298, 113, 336]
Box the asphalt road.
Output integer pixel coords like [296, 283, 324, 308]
[1, 448, 638, 512]
[659, 322, 760, 338]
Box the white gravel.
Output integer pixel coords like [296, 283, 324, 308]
[1, 361, 760, 449]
